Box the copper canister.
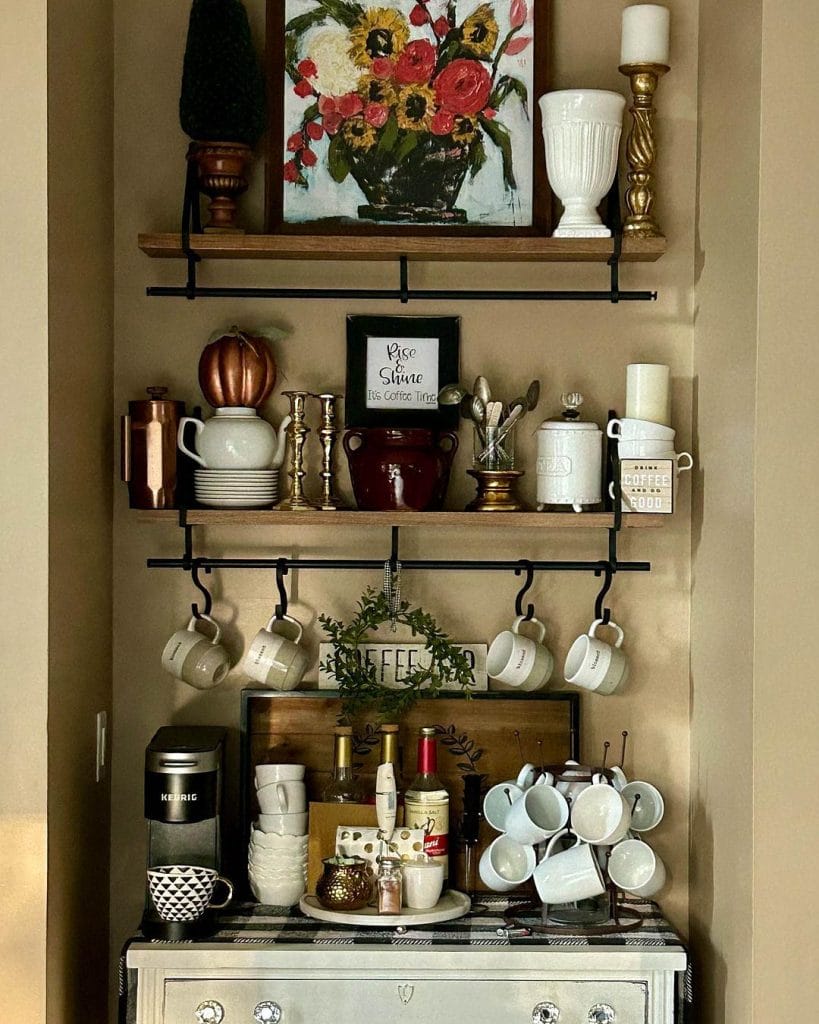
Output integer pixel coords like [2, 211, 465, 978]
[121, 387, 186, 509]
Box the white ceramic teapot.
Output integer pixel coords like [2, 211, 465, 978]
[178, 408, 290, 470]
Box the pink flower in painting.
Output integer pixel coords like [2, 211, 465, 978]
[504, 35, 532, 56]
[283, 160, 300, 182]
[286, 131, 304, 152]
[395, 40, 437, 86]
[433, 16, 450, 38]
[510, 0, 528, 30]
[318, 95, 337, 116]
[481, 107, 497, 119]
[371, 57, 395, 80]
[306, 120, 324, 141]
[337, 92, 364, 117]
[409, 3, 428, 26]
[300, 148, 317, 167]
[430, 109, 456, 135]
[293, 79, 313, 98]
[297, 58, 318, 78]
[364, 102, 390, 128]
[322, 111, 343, 135]
[434, 59, 492, 116]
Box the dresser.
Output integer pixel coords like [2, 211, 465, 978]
[121, 900, 689, 1024]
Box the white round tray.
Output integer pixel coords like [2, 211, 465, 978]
[299, 889, 471, 928]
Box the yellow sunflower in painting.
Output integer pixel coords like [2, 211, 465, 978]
[396, 84, 436, 132]
[349, 8, 409, 68]
[342, 117, 377, 150]
[358, 73, 397, 109]
[452, 115, 479, 144]
[460, 4, 499, 58]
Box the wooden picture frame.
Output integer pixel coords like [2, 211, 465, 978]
[345, 314, 460, 428]
[266, 0, 551, 236]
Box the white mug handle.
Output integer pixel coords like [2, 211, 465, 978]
[589, 618, 624, 648]
[177, 417, 208, 468]
[265, 613, 304, 644]
[606, 419, 623, 439]
[188, 613, 222, 646]
[513, 615, 546, 644]
[534, 771, 556, 787]
[591, 773, 609, 786]
[516, 763, 538, 789]
[275, 782, 288, 813]
[676, 451, 693, 472]
[541, 828, 581, 860]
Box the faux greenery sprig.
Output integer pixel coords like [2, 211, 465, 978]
[319, 588, 474, 723]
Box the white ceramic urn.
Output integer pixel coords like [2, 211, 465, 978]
[177, 407, 289, 470]
[539, 90, 626, 238]
[536, 394, 603, 513]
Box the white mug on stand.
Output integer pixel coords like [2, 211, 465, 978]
[570, 779, 632, 845]
[483, 781, 524, 832]
[533, 829, 607, 904]
[244, 614, 309, 691]
[564, 619, 628, 695]
[620, 781, 665, 832]
[607, 418, 675, 443]
[487, 616, 554, 691]
[256, 780, 306, 814]
[505, 784, 569, 845]
[161, 614, 231, 690]
[607, 838, 666, 897]
[478, 834, 536, 892]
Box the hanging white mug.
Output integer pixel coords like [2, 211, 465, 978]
[487, 616, 554, 691]
[564, 619, 628, 695]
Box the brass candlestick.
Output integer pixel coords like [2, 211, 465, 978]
[618, 62, 669, 237]
[276, 391, 318, 511]
[316, 393, 346, 511]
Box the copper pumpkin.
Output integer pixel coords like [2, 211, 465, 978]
[198, 328, 277, 408]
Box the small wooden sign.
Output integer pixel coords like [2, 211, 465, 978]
[617, 459, 675, 513]
[318, 643, 488, 691]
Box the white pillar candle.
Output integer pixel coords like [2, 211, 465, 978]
[620, 4, 671, 66]
[626, 363, 670, 425]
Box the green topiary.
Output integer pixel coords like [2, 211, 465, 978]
[180, 0, 266, 148]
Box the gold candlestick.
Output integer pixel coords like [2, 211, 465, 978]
[618, 62, 669, 237]
[276, 391, 318, 511]
[316, 393, 346, 511]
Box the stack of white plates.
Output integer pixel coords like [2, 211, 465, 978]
[194, 469, 279, 509]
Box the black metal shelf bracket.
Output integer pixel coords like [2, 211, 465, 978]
[146, 166, 657, 304]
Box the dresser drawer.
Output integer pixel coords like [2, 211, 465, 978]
[163, 977, 647, 1024]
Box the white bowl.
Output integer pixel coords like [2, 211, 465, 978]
[249, 875, 306, 907]
[250, 828, 308, 848]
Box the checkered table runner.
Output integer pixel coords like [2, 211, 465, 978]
[121, 898, 691, 1022]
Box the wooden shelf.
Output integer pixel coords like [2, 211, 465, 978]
[138, 233, 666, 264]
[136, 509, 664, 528]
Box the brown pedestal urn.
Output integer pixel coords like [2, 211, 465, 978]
[343, 428, 459, 512]
[188, 140, 252, 233]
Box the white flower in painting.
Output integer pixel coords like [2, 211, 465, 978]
[306, 27, 362, 98]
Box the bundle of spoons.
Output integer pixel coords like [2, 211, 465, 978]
[438, 377, 541, 470]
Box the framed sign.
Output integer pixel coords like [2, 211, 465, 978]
[266, 0, 551, 235]
[318, 642, 488, 689]
[616, 459, 675, 514]
[345, 315, 460, 427]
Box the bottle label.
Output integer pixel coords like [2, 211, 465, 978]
[404, 795, 449, 877]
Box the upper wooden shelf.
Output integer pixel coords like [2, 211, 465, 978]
[138, 233, 666, 264]
[136, 509, 664, 528]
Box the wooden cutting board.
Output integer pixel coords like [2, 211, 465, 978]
[240, 689, 579, 894]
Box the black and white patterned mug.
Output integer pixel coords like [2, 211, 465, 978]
[147, 864, 233, 922]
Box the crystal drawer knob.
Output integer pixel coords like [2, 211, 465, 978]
[588, 1005, 615, 1024]
[254, 1002, 282, 1023]
[532, 1002, 560, 1023]
[195, 1001, 224, 1024]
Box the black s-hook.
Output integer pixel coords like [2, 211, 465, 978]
[190, 561, 213, 620]
[514, 560, 535, 621]
[274, 558, 289, 620]
[594, 561, 613, 626]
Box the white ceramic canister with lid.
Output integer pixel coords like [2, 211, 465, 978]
[536, 393, 603, 512]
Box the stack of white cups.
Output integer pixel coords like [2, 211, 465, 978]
[249, 763, 308, 906]
[480, 760, 668, 906]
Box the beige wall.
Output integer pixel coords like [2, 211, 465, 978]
[110, 0, 697, 962]
[752, 0, 819, 1016]
[46, 0, 114, 1021]
[689, 0, 761, 1018]
[0, 1, 50, 1019]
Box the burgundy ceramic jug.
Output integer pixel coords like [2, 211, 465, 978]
[343, 428, 459, 512]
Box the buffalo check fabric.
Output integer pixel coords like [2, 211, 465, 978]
[121, 897, 691, 1023]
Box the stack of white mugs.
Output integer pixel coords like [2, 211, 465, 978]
[248, 763, 308, 906]
[479, 760, 666, 905]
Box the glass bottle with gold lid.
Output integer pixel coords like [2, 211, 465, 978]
[322, 725, 363, 803]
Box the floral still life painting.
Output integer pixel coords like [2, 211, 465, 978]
[278, 0, 538, 227]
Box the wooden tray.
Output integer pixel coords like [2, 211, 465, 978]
[240, 690, 579, 895]
[299, 890, 471, 929]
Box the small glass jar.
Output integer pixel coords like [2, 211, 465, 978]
[473, 419, 518, 471]
[377, 857, 403, 915]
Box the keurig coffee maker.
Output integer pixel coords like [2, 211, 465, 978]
[142, 726, 226, 939]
